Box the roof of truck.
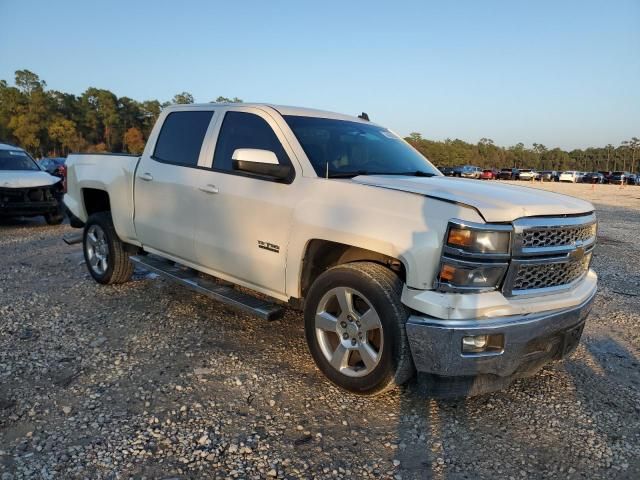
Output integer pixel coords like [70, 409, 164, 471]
[164, 103, 374, 124]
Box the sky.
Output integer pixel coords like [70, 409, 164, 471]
[1, 0, 638, 150]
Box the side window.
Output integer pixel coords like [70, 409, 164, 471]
[213, 111, 290, 172]
[153, 111, 213, 167]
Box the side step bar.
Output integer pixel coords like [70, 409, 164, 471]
[130, 254, 285, 321]
[63, 232, 83, 245]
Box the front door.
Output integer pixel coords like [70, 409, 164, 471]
[193, 107, 299, 298]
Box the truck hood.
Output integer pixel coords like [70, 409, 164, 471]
[351, 175, 594, 222]
[0, 170, 60, 189]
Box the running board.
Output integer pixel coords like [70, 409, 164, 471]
[63, 232, 83, 245]
[130, 254, 285, 321]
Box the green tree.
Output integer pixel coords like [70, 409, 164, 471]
[213, 96, 243, 103]
[123, 127, 146, 154]
[172, 92, 194, 104]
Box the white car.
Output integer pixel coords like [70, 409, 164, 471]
[560, 171, 579, 182]
[64, 103, 598, 397]
[518, 169, 539, 181]
[0, 143, 65, 224]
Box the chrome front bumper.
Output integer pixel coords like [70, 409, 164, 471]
[406, 289, 596, 378]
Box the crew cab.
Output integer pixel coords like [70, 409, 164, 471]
[64, 104, 598, 396]
[0, 143, 65, 224]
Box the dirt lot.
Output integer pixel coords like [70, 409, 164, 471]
[1, 182, 639, 479]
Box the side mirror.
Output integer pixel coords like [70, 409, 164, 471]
[231, 148, 292, 181]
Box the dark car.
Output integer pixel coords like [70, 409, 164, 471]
[597, 171, 612, 184]
[539, 170, 559, 182]
[610, 171, 633, 184]
[582, 172, 605, 184]
[39, 157, 67, 191]
[497, 168, 520, 180]
[439, 166, 456, 176]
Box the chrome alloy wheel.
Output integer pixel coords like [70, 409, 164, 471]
[315, 286, 384, 377]
[85, 224, 109, 275]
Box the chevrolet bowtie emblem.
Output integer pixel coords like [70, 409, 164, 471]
[569, 246, 585, 261]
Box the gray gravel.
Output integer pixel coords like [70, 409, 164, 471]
[1, 184, 639, 479]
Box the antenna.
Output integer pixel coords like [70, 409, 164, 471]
[358, 112, 370, 121]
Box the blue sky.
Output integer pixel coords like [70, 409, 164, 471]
[1, 0, 638, 149]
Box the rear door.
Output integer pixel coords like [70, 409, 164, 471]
[134, 109, 216, 263]
[192, 107, 299, 298]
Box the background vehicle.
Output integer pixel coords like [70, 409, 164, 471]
[597, 171, 612, 183]
[480, 168, 499, 180]
[518, 169, 539, 181]
[39, 157, 67, 192]
[0, 144, 65, 224]
[559, 171, 579, 182]
[610, 171, 632, 184]
[582, 172, 604, 184]
[459, 165, 482, 179]
[438, 166, 455, 176]
[497, 168, 520, 180]
[539, 170, 559, 182]
[64, 103, 598, 397]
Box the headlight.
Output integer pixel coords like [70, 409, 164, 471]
[436, 220, 513, 293]
[446, 223, 511, 255]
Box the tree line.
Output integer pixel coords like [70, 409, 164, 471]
[0, 70, 242, 157]
[0, 69, 638, 172]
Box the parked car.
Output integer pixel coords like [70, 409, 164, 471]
[64, 103, 598, 397]
[497, 168, 520, 180]
[459, 165, 482, 179]
[539, 170, 559, 182]
[597, 171, 612, 183]
[582, 172, 605, 184]
[439, 166, 456, 176]
[559, 171, 579, 182]
[518, 169, 540, 181]
[0, 143, 65, 224]
[39, 157, 67, 192]
[610, 171, 633, 184]
[480, 168, 499, 180]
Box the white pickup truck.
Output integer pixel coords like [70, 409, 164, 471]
[64, 104, 598, 396]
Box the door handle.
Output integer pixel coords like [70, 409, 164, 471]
[139, 172, 153, 181]
[199, 184, 219, 194]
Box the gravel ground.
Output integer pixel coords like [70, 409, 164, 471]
[1, 182, 639, 479]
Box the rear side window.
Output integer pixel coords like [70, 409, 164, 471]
[213, 111, 290, 172]
[153, 111, 213, 167]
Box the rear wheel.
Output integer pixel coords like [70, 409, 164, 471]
[83, 212, 134, 284]
[304, 262, 415, 395]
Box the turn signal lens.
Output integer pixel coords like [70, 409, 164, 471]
[438, 261, 507, 290]
[447, 228, 472, 247]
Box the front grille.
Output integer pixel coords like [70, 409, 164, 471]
[504, 214, 596, 296]
[522, 223, 596, 249]
[511, 253, 591, 292]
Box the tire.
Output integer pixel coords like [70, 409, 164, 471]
[44, 212, 64, 225]
[83, 212, 134, 284]
[304, 262, 415, 396]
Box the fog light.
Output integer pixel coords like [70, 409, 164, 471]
[461, 334, 504, 354]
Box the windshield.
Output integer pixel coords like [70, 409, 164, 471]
[284, 116, 440, 178]
[0, 149, 40, 171]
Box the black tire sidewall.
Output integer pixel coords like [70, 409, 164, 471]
[304, 266, 404, 395]
[83, 213, 117, 284]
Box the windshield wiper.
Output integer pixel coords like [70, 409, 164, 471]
[327, 170, 436, 179]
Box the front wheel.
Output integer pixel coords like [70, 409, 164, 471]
[304, 262, 415, 395]
[83, 212, 134, 284]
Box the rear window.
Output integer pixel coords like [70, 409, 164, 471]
[153, 111, 213, 167]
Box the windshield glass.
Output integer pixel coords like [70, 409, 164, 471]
[284, 115, 440, 178]
[0, 149, 40, 171]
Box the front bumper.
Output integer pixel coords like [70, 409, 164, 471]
[0, 200, 60, 217]
[406, 288, 595, 378]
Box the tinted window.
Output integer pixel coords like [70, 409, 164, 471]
[213, 111, 289, 171]
[284, 115, 439, 178]
[153, 111, 213, 166]
[0, 149, 40, 171]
